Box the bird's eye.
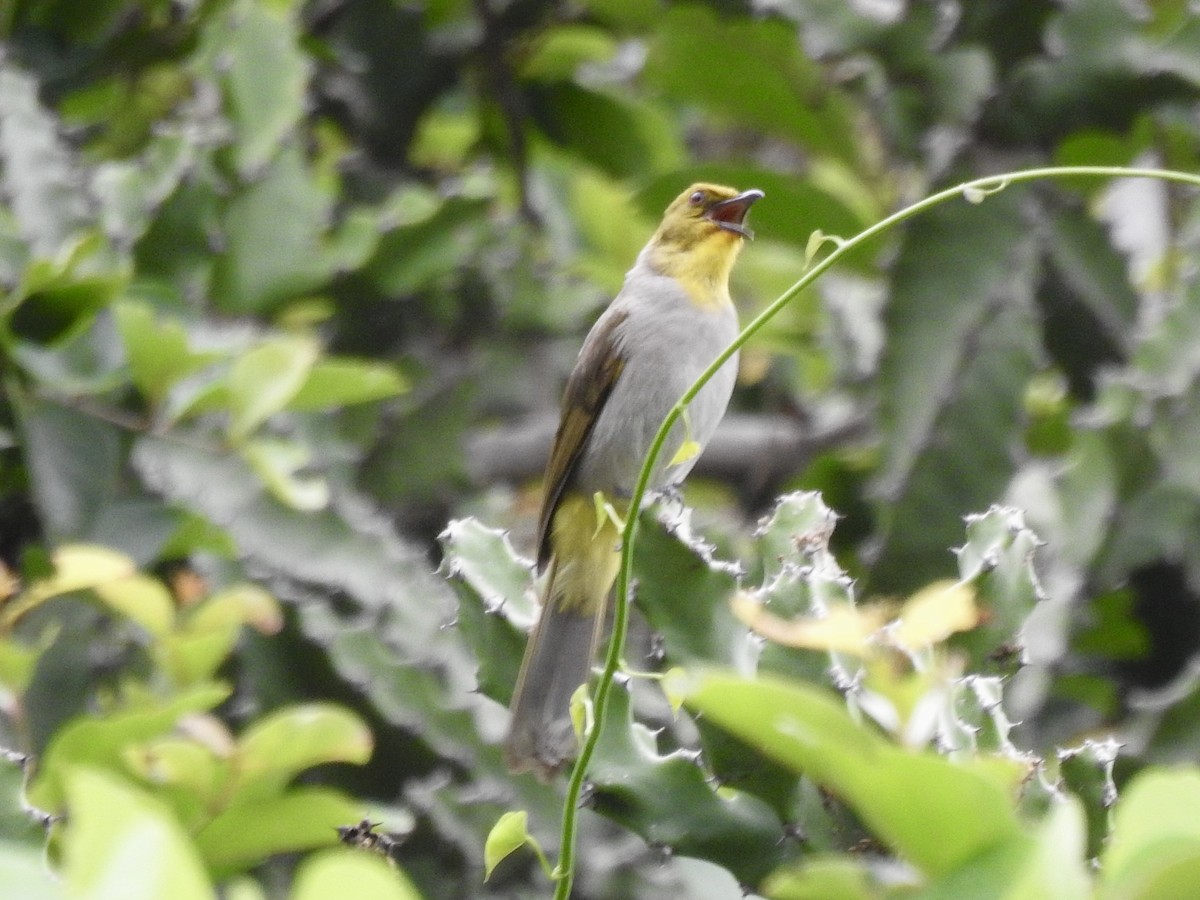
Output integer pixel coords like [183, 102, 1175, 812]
[689, 190, 705, 206]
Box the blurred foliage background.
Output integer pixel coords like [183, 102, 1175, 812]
[2, 0, 1200, 896]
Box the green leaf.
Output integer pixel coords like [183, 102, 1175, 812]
[287, 358, 408, 411]
[158, 629, 241, 687]
[440, 518, 534, 706]
[211, 146, 335, 313]
[292, 848, 423, 900]
[232, 703, 373, 800]
[1038, 201, 1138, 397]
[631, 507, 742, 668]
[240, 437, 330, 511]
[643, 5, 858, 163]
[1016, 0, 1200, 137]
[519, 25, 618, 81]
[226, 335, 320, 441]
[1, 544, 137, 629]
[8, 268, 127, 346]
[872, 191, 1042, 592]
[131, 435, 484, 767]
[1057, 739, 1120, 860]
[114, 302, 215, 408]
[366, 196, 487, 297]
[28, 683, 231, 813]
[1100, 768, 1200, 898]
[0, 636, 49, 698]
[0, 841, 62, 900]
[761, 854, 876, 900]
[93, 130, 195, 238]
[194, 786, 364, 873]
[93, 574, 175, 638]
[10, 387, 123, 545]
[527, 83, 682, 178]
[63, 768, 213, 900]
[121, 736, 227, 813]
[676, 670, 1022, 878]
[188, 583, 282, 636]
[409, 102, 481, 171]
[951, 506, 1044, 670]
[1002, 797, 1091, 898]
[216, 0, 309, 176]
[484, 810, 533, 881]
[590, 677, 789, 886]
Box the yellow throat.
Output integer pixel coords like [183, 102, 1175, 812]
[642, 183, 761, 310]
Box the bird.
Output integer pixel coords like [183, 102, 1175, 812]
[504, 183, 763, 778]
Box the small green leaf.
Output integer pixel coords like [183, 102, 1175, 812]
[240, 437, 329, 511]
[232, 703, 373, 800]
[10, 391, 123, 545]
[63, 768, 213, 900]
[10, 269, 128, 346]
[662, 666, 688, 715]
[286, 358, 408, 411]
[569, 681, 594, 741]
[114, 302, 216, 407]
[189, 583, 282, 636]
[592, 491, 626, 535]
[484, 810, 532, 881]
[409, 104, 482, 171]
[194, 786, 364, 873]
[802, 229, 845, 270]
[226, 336, 320, 442]
[210, 145, 335, 313]
[0, 636, 48, 698]
[669, 437, 701, 467]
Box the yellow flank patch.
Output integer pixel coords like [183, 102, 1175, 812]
[549, 493, 625, 615]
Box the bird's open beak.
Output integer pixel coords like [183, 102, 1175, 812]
[705, 189, 765, 239]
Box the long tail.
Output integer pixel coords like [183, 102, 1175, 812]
[504, 498, 620, 779]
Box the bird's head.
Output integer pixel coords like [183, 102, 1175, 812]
[644, 183, 764, 307]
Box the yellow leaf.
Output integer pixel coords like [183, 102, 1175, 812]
[669, 438, 701, 466]
[591, 491, 625, 537]
[569, 682, 593, 741]
[732, 594, 888, 655]
[661, 666, 688, 716]
[669, 408, 701, 466]
[2, 545, 137, 629]
[893, 580, 980, 652]
[94, 575, 175, 637]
